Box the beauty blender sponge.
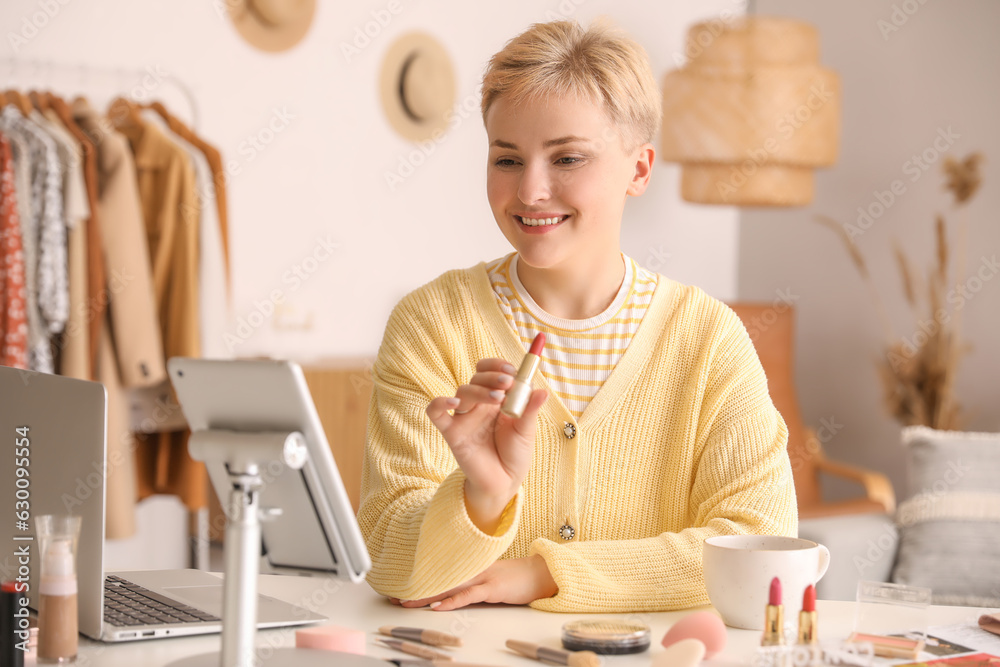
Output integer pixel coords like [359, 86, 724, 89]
[653, 638, 706, 667]
[661, 611, 727, 659]
[295, 625, 366, 654]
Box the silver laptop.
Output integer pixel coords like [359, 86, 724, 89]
[0, 365, 325, 642]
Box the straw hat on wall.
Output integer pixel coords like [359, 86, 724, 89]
[379, 32, 456, 142]
[228, 0, 316, 53]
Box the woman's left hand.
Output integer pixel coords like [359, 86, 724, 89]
[388, 554, 557, 611]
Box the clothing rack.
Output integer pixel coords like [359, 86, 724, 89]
[0, 58, 200, 130]
[1, 62, 212, 570]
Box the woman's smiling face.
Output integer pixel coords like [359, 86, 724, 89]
[485, 92, 652, 272]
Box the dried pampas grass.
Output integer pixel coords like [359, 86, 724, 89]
[816, 152, 985, 431]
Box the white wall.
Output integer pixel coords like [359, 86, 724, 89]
[1, 0, 744, 361]
[739, 1, 1000, 498]
[3, 0, 743, 565]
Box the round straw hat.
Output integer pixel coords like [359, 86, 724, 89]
[379, 32, 456, 142]
[228, 0, 316, 53]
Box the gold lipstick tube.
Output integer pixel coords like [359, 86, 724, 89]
[500, 353, 541, 418]
[797, 610, 817, 645]
[762, 605, 784, 646]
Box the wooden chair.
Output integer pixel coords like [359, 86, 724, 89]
[728, 303, 895, 519]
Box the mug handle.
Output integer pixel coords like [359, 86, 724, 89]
[815, 544, 831, 582]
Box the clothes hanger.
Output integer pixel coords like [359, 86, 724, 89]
[140, 98, 232, 298]
[4, 89, 34, 116]
[142, 100, 199, 145]
[140, 100, 218, 153]
[50, 93, 92, 150]
[108, 96, 143, 131]
[70, 63, 94, 115]
[49, 89, 104, 372]
[144, 99, 172, 123]
[29, 89, 52, 113]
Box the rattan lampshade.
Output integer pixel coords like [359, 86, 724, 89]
[661, 17, 840, 206]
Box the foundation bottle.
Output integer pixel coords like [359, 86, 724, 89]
[37, 516, 81, 664]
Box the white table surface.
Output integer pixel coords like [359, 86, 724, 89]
[62, 573, 996, 666]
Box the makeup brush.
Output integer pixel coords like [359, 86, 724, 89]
[377, 637, 455, 661]
[506, 639, 601, 667]
[379, 626, 463, 648]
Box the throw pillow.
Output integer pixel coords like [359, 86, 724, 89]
[892, 426, 1000, 607]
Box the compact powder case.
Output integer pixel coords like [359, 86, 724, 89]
[561, 619, 651, 655]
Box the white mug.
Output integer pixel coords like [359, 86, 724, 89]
[702, 535, 831, 630]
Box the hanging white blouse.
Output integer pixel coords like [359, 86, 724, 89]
[0, 107, 69, 336]
[3, 128, 52, 373]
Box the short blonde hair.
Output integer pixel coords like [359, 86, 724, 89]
[481, 19, 662, 150]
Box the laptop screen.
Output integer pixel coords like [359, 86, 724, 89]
[0, 366, 108, 640]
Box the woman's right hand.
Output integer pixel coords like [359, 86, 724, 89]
[425, 358, 548, 534]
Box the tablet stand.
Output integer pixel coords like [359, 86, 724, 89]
[167, 430, 383, 667]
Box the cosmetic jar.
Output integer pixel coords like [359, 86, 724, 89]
[561, 619, 651, 655]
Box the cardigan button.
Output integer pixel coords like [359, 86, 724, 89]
[559, 524, 576, 541]
[563, 422, 576, 439]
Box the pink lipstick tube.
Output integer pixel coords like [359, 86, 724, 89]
[501, 333, 545, 419]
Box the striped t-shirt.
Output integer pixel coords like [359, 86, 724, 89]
[486, 253, 658, 419]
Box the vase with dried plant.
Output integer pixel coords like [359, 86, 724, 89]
[816, 152, 985, 431]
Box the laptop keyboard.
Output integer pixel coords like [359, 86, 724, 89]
[103, 575, 220, 627]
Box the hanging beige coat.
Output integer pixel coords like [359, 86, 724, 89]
[111, 109, 205, 511]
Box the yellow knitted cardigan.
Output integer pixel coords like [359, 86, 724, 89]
[358, 263, 797, 613]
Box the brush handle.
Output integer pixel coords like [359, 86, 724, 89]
[379, 638, 454, 661]
[507, 639, 568, 664]
[380, 626, 463, 648]
[505, 639, 600, 667]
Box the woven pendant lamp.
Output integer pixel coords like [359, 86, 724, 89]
[661, 17, 840, 206]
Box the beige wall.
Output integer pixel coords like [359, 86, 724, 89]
[739, 0, 1000, 499]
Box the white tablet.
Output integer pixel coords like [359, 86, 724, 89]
[168, 358, 371, 583]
